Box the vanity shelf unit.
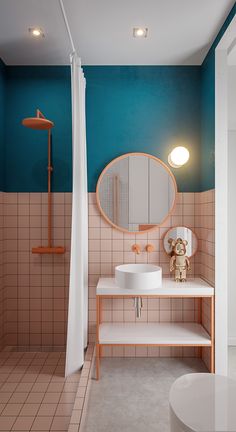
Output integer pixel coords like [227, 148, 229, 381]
[96, 278, 215, 380]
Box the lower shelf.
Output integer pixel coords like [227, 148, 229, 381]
[99, 322, 211, 346]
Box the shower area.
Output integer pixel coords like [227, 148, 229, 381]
[0, 0, 88, 375]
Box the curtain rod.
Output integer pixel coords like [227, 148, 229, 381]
[59, 0, 76, 54]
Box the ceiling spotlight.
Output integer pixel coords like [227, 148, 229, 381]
[29, 27, 44, 38]
[133, 27, 148, 38]
[168, 146, 190, 168]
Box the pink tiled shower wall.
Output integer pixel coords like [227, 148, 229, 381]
[0, 192, 4, 349]
[2, 192, 71, 349]
[0, 190, 215, 356]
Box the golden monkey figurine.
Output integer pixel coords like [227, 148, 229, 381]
[168, 238, 190, 282]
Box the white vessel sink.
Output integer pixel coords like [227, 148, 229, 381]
[115, 264, 162, 290]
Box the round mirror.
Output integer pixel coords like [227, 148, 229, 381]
[163, 226, 198, 258]
[96, 153, 177, 233]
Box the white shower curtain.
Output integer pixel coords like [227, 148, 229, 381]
[65, 53, 88, 376]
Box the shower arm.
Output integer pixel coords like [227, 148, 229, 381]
[37, 109, 46, 119]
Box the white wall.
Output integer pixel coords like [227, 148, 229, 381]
[228, 66, 236, 130]
[228, 62, 236, 344]
[228, 130, 236, 345]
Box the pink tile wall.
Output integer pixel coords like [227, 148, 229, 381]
[195, 190, 215, 286]
[194, 189, 215, 369]
[0, 192, 4, 349]
[3, 193, 72, 349]
[88, 191, 205, 358]
[0, 189, 215, 362]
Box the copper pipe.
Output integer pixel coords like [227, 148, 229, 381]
[47, 129, 52, 248]
[37, 109, 46, 119]
[22, 109, 65, 254]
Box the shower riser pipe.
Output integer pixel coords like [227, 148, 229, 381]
[48, 129, 52, 248]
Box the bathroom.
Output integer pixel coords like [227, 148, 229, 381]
[0, 1, 236, 431]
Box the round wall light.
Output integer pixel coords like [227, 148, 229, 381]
[168, 146, 190, 168]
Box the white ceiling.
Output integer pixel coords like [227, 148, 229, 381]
[0, 0, 235, 65]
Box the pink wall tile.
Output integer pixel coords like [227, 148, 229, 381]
[101, 239, 112, 251]
[124, 346, 136, 357]
[83, 189, 215, 355]
[0, 190, 215, 362]
[148, 347, 160, 357]
[112, 310, 124, 322]
[183, 193, 195, 204]
[100, 227, 112, 239]
[112, 240, 124, 251]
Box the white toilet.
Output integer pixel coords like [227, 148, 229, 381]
[169, 373, 236, 432]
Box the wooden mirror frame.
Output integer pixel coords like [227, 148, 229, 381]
[96, 152, 178, 234]
[162, 225, 198, 258]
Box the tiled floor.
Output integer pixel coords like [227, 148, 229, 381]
[0, 351, 80, 431]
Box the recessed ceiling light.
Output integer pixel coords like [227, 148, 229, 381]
[29, 27, 45, 38]
[133, 27, 148, 38]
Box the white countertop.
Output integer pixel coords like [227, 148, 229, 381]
[96, 277, 214, 296]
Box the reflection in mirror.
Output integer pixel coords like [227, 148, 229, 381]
[163, 226, 198, 258]
[96, 153, 177, 233]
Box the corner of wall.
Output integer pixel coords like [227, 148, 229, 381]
[0, 58, 6, 193]
[200, 4, 236, 192]
[0, 192, 4, 350]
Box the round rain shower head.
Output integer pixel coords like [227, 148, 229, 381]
[22, 117, 54, 130]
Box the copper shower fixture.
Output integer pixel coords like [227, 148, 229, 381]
[22, 109, 65, 254]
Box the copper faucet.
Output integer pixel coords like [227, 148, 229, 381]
[132, 244, 141, 254]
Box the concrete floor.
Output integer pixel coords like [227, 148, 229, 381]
[82, 357, 207, 432]
[228, 347, 236, 380]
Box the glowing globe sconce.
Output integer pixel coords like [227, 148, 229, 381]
[168, 146, 190, 168]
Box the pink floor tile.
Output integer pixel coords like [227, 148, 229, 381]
[1, 404, 23, 416]
[8, 392, 29, 404]
[0, 347, 87, 432]
[42, 393, 61, 404]
[11, 415, 34, 431]
[0, 393, 14, 404]
[59, 392, 76, 404]
[47, 382, 64, 393]
[0, 415, 16, 431]
[37, 404, 57, 417]
[50, 415, 71, 431]
[19, 403, 40, 416]
[55, 403, 74, 416]
[31, 415, 53, 431]
[31, 382, 49, 392]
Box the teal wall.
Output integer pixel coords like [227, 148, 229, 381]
[85, 66, 201, 192]
[201, 3, 236, 190]
[3, 65, 202, 192]
[0, 59, 6, 190]
[5, 66, 72, 192]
